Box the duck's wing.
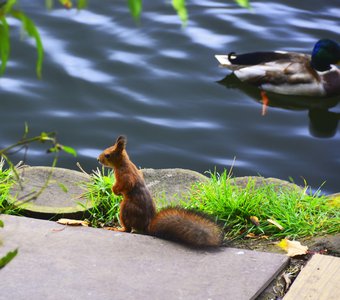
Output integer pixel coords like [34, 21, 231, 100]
[215, 51, 293, 70]
[216, 52, 315, 83]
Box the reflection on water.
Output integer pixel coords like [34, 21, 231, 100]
[218, 74, 340, 138]
[0, 0, 339, 193]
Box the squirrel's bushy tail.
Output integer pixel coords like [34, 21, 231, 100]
[148, 207, 222, 248]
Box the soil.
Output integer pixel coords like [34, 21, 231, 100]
[224, 233, 340, 299]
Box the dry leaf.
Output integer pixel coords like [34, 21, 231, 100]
[250, 216, 260, 226]
[104, 226, 117, 231]
[245, 232, 256, 238]
[57, 218, 89, 227]
[277, 239, 308, 257]
[267, 218, 284, 230]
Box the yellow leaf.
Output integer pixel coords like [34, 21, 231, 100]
[277, 239, 308, 257]
[57, 218, 89, 227]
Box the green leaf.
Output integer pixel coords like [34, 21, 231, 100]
[0, 248, 18, 269]
[128, 0, 142, 22]
[77, 0, 87, 10]
[45, 0, 54, 10]
[58, 182, 69, 193]
[172, 0, 188, 26]
[234, 0, 251, 9]
[0, 16, 10, 75]
[10, 11, 44, 78]
[39, 132, 50, 142]
[62, 145, 77, 157]
[0, 219, 3, 228]
[3, 0, 17, 14]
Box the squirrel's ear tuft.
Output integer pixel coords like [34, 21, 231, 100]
[115, 135, 127, 149]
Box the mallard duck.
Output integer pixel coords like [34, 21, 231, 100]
[215, 39, 340, 97]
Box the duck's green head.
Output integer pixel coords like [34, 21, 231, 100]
[311, 39, 340, 72]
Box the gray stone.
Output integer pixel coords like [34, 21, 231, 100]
[232, 176, 304, 192]
[142, 168, 208, 206]
[0, 215, 289, 300]
[9, 166, 91, 219]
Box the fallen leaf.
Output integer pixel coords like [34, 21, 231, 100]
[57, 218, 89, 227]
[277, 239, 308, 257]
[267, 218, 284, 230]
[245, 232, 256, 238]
[250, 216, 260, 226]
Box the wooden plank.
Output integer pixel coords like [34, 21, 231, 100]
[284, 254, 340, 300]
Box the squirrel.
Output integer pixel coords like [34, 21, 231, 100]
[97, 135, 222, 247]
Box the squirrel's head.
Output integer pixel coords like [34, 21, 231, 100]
[97, 135, 128, 168]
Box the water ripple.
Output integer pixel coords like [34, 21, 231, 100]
[136, 116, 221, 129]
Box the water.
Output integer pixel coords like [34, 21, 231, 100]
[1, 0, 339, 193]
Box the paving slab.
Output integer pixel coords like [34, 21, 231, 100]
[0, 215, 289, 300]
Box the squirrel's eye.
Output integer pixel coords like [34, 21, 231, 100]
[105, 154, 110, 159]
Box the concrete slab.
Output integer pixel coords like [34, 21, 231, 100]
[0, 215, 289, 300]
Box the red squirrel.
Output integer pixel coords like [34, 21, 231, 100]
[97, 136, 222, 247]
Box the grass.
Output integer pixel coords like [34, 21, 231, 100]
[1, 162, 338, 241]
[183, 170, 340, 240]
[0, 158, 20, 215]
[82, 168, 121, 228]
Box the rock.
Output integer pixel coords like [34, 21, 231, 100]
[231, 176, 304, 192]
[142, 168, 208, 206]
[9, 166, 92, 220]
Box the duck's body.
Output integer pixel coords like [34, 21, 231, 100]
[215, 39, 340, 97]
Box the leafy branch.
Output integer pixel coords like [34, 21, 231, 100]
[0, 125, 78, 269]
[0, 0, 44, 77]
[0, 0, 250, 76]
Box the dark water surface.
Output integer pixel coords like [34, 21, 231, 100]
[1, 0, 339, 193]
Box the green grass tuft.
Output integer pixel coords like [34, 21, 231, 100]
[0, 159, 20, 215]
[83, 168, 121, 228]
[182, 170, 340, 240]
